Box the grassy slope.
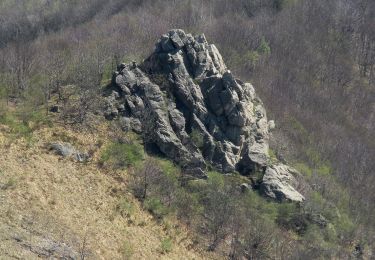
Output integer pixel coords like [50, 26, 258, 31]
[0, 123, 216, 259]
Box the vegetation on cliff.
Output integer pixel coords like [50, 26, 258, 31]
[0, 0, 374, 258]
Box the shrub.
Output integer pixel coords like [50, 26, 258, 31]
[0, 113, 33, 141]
[158, 159, 179, 177]
[190, 129, 204, 149]
[0, 107, 52, 144]
[303, 224, 326, 246]
[305, 148, 322, 167]
[116, 198, 134, 218]
[100, 142, 144, 169]
[287, 116, 309, 141]
[257, 37, 271, 55]
[244, 50, 260, 69]
[203, 172, 236, 250]
[25, 110, 52, 128]
[154, 159, 180, 205]
[143, 197, 170, 219]
[305, 191, 327, 217]
[317, 164, 332, 176]
[175, 189, 203, 223]
[268, 148, 277, 160]
[242, 217, 277, 259]
[119, 240, 134, 259]
[100, 61, 114, 87]
[277, 203, 298, 223]
[160, 238, 173, 254]
[277, 203, 308, 234]
[185, 178, 207, 193]
[207, 171, 225, 188]
[1, 177, 16, 190]
[273, 0, 298, 10]
[333, 213, 355, 239]
[130, 157, 181, 209]
[150, 74, 170, 90]
[324, 223, 337, 243]
[130, 158, 164, 201]
[294, 162, 313, 178]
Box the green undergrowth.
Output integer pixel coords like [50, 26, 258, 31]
[283, 117, 356, 247]
[100, 138, 144, 169]
[0, 108, 52, 143]
[160, 237, 173, 254]
[97, 126, 356, 256]
[190, 129, 204, 149]
[281, 117, 353, 223]
[95, 138, 356, 256]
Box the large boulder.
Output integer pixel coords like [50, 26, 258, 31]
[104, 29, 305, 202]
[260, 164, 305, 202]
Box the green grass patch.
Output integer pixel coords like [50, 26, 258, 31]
[0, 108, 52, 143]
[100, 141, 144, 169]
[0, 113, 32, 135]
[1, 177, 17, 190]
[143, 197, 170, 219]
[294, 162, 313, 178]
[119, 240, 134, 259]
[160, 238, 173, 254]
[116, 198, 134, 218]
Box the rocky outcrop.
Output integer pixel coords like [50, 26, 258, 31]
[260, 164, 305, 202]
[104, 29, 304, 202]
[49, 142, 89, 162]
[105, 29, 269, 173]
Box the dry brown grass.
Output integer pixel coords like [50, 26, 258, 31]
[0, 122, 219, 259]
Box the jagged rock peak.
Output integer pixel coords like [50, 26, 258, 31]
[146, 29, 227, 79]
[104, 29, 304, 202]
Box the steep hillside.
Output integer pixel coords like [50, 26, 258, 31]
[0, 122, 216, 259]
[0, 0, 374, 258]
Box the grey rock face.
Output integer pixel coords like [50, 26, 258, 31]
[260, 164, 305, 202]
[105, 30, 286, 179]
[104, 29, 305, 202]
[106, 29, 269, 175]
[105, 30, 304, 201]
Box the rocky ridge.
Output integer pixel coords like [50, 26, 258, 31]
[105, 29, 304, 202]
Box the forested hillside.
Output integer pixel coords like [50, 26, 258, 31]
[0, 0, 374, 259]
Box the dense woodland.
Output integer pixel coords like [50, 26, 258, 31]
[0, 0, 374, 258]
